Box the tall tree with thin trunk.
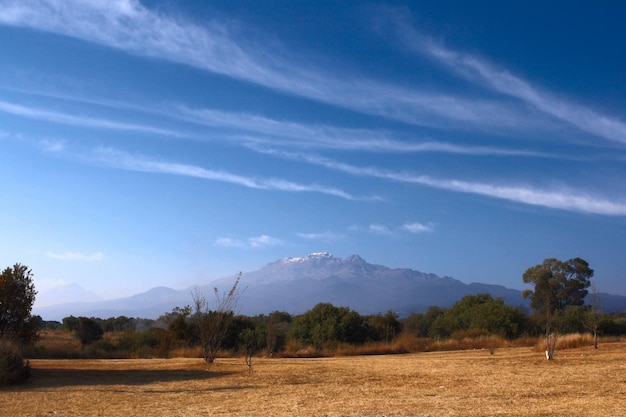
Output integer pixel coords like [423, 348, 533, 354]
[522, 257, 593, 360]
[586, 284, 603, 349]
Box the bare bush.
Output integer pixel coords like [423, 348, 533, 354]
[192, 273, 243, 363]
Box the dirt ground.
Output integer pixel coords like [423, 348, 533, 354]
[2, 343, 625, 416]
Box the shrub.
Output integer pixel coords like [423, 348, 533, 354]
[0, 341, 31, 385]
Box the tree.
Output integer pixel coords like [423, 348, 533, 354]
[289, 303, 371, 349]
[522, 257, 593, 360]
[585, 284, 603, 349]
[192, 272, 243, 363]
[75, 317, 104, 348]
[265, 311, 291, 357]
[429, 294, 527, 340]
[403, 306, 445, 338]
[0, 264, 38, 346]
[239, 327, 264, 372]
[165, 306, 194, 345]
[369, 311, 401, 343]
[62, 316, 80, 332]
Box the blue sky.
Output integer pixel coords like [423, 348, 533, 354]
[1, 0, 626, 304]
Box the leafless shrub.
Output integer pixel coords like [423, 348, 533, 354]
[192, 273, 243, 363]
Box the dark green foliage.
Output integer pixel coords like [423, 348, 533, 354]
[62, 316, 80, 332]
[76, 317, 104, 347]
[115, 328, 169, 358]
[598, 312, 626, 336]
[0, 340, 30, 385]
[368, 311, 401, 343]
[403, 306, 445, 338]
[0, 264, 38, 345]
[39, 318, 62, 330]
[100, 316, 134, 332]
[241, 311, 292, 357]
[430, 294, 528, 339]
[239, 326, 265, 371]
[117, 329, 140, 353]
[137, 327, 165, 349]
[264, 311, 291, 357]
[522, 257, 593, 360]
[239, 326, 264, 351]
[165, 307, 195, 344]
[557, 305, 588, 334]
[63, 315, 154, 333]
[289, 303, 372, 348]
[522, 258, 593, 315]
[222, 315, 256, 350]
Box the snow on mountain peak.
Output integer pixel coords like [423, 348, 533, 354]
[282, 252, 336, 263]
[308, 252, 334, 259]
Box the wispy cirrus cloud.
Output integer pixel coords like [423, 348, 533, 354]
[3, 1, 624, 143]
[215, 235, 283, 249]
[380, 9, 626, 144]
[181, 105, 546, 157]
[2, 92, 546, 158]
[407, 175, 626, 216]
[45, 251, 104, 261]
[0, 99, 184, 137]
[0, 0, 538, 132]
[433, 50, 626, 144]
[92, 147, 365, 201]
[393, 173, 626, 216]
[263, 149, 626, 216]
[245, 138, 548, 162]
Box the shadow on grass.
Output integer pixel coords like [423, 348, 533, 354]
[24, 367, 238, 390]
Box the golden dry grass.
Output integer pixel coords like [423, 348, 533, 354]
[2, 343, 626, 416]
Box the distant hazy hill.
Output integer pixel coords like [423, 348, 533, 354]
[36, 283, 103, 307]
[33, 252, 625, 321]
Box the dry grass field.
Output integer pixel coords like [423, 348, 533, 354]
[2, 342, 625, 417]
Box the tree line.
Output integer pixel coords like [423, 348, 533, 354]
[2, 257, 626, 385]
[40, 292, 626, 360]
[40, 257, 625, 362]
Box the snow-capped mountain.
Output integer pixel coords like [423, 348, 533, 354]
[33, 253, 625, 321]
[207, 252, 527, 316]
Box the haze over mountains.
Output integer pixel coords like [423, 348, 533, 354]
[34, 253, 625, 321]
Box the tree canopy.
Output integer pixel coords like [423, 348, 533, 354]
[522, 257, 593, 359]
[430, 294, 528, 339]
[0, 264, 38, 345]
[522, 257, 593, 315]
[289, 303, 371, 348]
[76, 317, 104, 347]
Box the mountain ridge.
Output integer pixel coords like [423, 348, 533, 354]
[33, 253, 626, 321]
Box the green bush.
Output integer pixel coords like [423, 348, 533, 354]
[0, 341, 31, 385]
